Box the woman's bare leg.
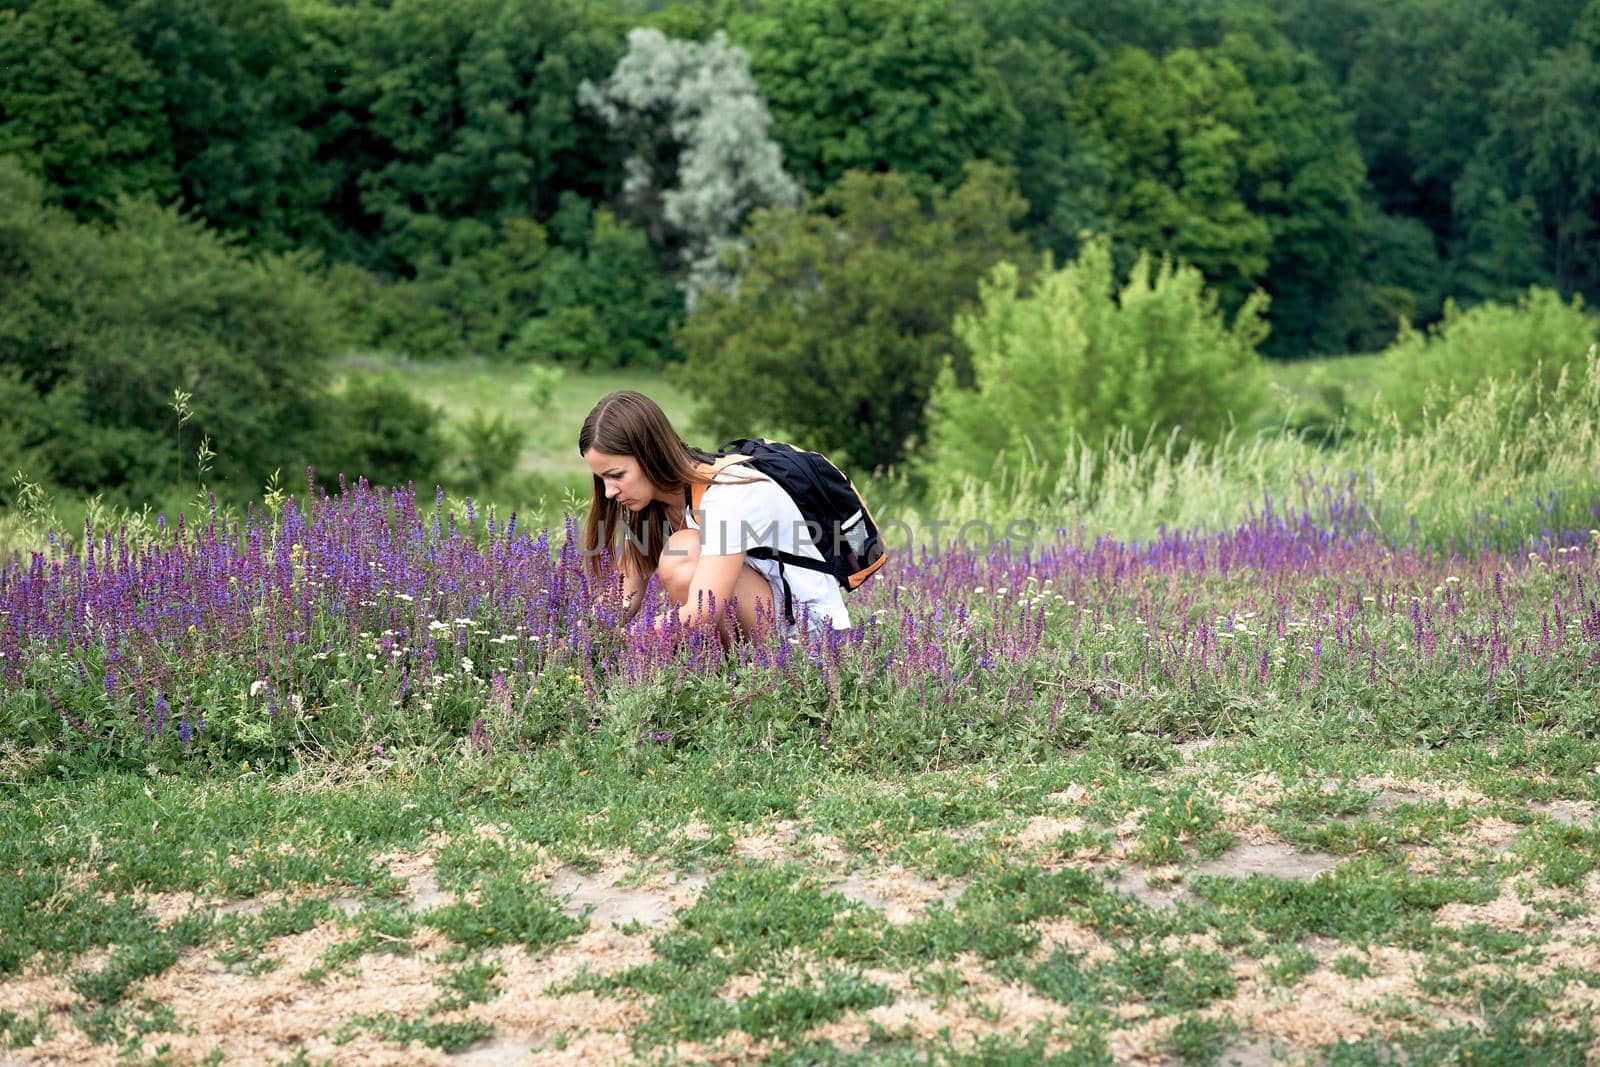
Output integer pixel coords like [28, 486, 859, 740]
[657, 529, 777, 642]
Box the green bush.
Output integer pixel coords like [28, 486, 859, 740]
[923, 235, 1269, 487]
[309, 375, 449, 491]
[0, 158, 336, 505]
[674, 164, 1028, 473]
[522, 196, 682, 369]
[358, 217, 550, 361]
[455, 411, 526, 495]
[0, 0, 176, 220]
[334, 201, 679, 368]
[1370, 288, 1598, 432]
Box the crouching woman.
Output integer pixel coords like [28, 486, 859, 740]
[578, 390, 850, 642]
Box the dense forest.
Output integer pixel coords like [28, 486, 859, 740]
[2, 0, 1598, 504]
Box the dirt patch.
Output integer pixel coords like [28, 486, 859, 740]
[1436, 879, 1537, 931]
[449, 1031, 541, 1065]
[1106, 843, 1336, 913]
[1005, 813, 1087, 851]
[1045, 784, 1091, 807]
[1354, 775, 1489, 808]
[1192, 842, 1339, 882]
[469, 926, 654, 1066]
[802, 955, 1066, 1055]
[0, 965, 77, 1017]
[832, 867, 961, 924]
[1535, 799, 1598, 828]
[1219, 946, 1446, 1049]
[3, 911, 656, 1066]
[732, 820, 801, 862]
[1215, 776, 1290, 843]
[213, 889, 293, 918]
[104, 921, 451, 1065]
[668, 818, 715, 844]
[546, 864, 708, 930]
[1109, 867, 1197, 911]
[1175, 737, 1220, 763]
[1462, 815, 1524, 852]
[1031, 915, 1115, 965]
[1217, 1036, 1295, 1065]
[730, 820, 849, 867]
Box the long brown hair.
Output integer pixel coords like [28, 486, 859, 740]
[578, 390, 720, 582]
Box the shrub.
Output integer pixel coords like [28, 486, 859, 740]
[918, 347, 1600, 554]
[1369, 288, 1597, 432]
[455, 411, 526, 496]
[337, 201, 679, 368]
[673, 164, 1028, 473]
[923, 236, 1269, 487]
[309, 375, 449, 491]
[0, 158, 337, 504]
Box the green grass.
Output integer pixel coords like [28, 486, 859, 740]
[4, 728, 1600, 1060]
[335, 351, 695, 478]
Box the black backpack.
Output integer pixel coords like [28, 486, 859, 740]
[688, 438, 888, 624]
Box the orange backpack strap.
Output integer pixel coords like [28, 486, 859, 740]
[687, 455, 751, 513]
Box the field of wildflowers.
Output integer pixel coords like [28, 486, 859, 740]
[2, 360, 1599, 1065]
[3, 464, 1597, 772]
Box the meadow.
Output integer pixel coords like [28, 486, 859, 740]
[2, 355, 1599, 1065]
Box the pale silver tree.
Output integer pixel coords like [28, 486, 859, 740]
[579, 28, 801, 305]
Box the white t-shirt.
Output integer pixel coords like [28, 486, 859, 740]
[686, 467, 852, 631]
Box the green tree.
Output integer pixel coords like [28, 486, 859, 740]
[1371, 288, 1597, 432]
[0, 0, 175, 219]
[1329, 205, 1447, 353]
[1077, 44, 1273, 312]
[109, 0, 331, 252]
[1073, 34, 1363, 356]
[925, 236, 1269, 484]
[521, 195, 683, 368]
[0, 159, 346, 502]
[1213, 31, 1366, 356]
[961, 0, 1110, 260]
[729, 0, 1019, 195]
[1465, 45, 1600, 300]
[321, 0, 624, 274]
[578, 27, 801, 302]
[673, 164, 1028, 472]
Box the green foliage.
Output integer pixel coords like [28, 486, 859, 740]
[340, 216, 548, 361]
[1278, 0, 1596, 330]
[311, 0, 624, 275]
[1371, 288, 1598, 432]
[0, 0, 176, 219]
[925, 236, 1269, 486]
[338, 1013, 495, 1053]
[333, 202, 678, 366]
[1332, 206, 1448, 354]
[455, 411, 526, 496]
[962, 0, 1109, 261]
[922, 347, 1600, 554]
[112, 0, 331, 252]
[1462, 43, 1600, 301]
[730, 0, 1020, 194]
[521, 196, 682, 367]
[1073, 35, 1364, 351]
[428, 873, 585, 950]
[1213, 32, 1367, 357]
[0, 160, 337, 503]
[674, 164, 1028, 472]
[578, 28, 800, 302]
[311, 374, 450, 490]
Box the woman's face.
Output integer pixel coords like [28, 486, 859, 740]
[583, 449, 659, 511]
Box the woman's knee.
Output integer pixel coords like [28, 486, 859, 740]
[658, 529, 700, 603]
